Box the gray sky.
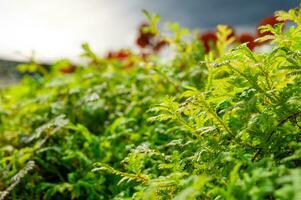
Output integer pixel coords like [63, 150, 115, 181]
[0, 0, 299, 62]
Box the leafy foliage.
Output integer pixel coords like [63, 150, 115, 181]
[0, 6, 301, 200]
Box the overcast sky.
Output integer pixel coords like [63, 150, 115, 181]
[0, 0, 299, 62]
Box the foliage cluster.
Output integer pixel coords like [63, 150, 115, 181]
[1, 7, 301, 200]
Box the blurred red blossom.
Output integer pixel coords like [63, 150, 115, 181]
[256, 16, 284, 37]
[198, 31, 217, 53]
[136, 22, 169, 53]
[238, 33, 257, 50]
[106, 49, 131, 60]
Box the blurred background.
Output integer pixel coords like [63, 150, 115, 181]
[0, 0, 300, 85]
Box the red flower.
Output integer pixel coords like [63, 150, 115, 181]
[136, 35, 151, 48]
[256, 16, 283, 37]
[116, 50, 130, 59]
[153, 39, 169, 52]
[238, 33, 257, 50]
[106, 50, 131, 61]
[136, 22, 155, 48]
[199, 31, 217, 53]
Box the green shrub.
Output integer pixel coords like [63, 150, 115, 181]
[1, 7, 301, 200]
